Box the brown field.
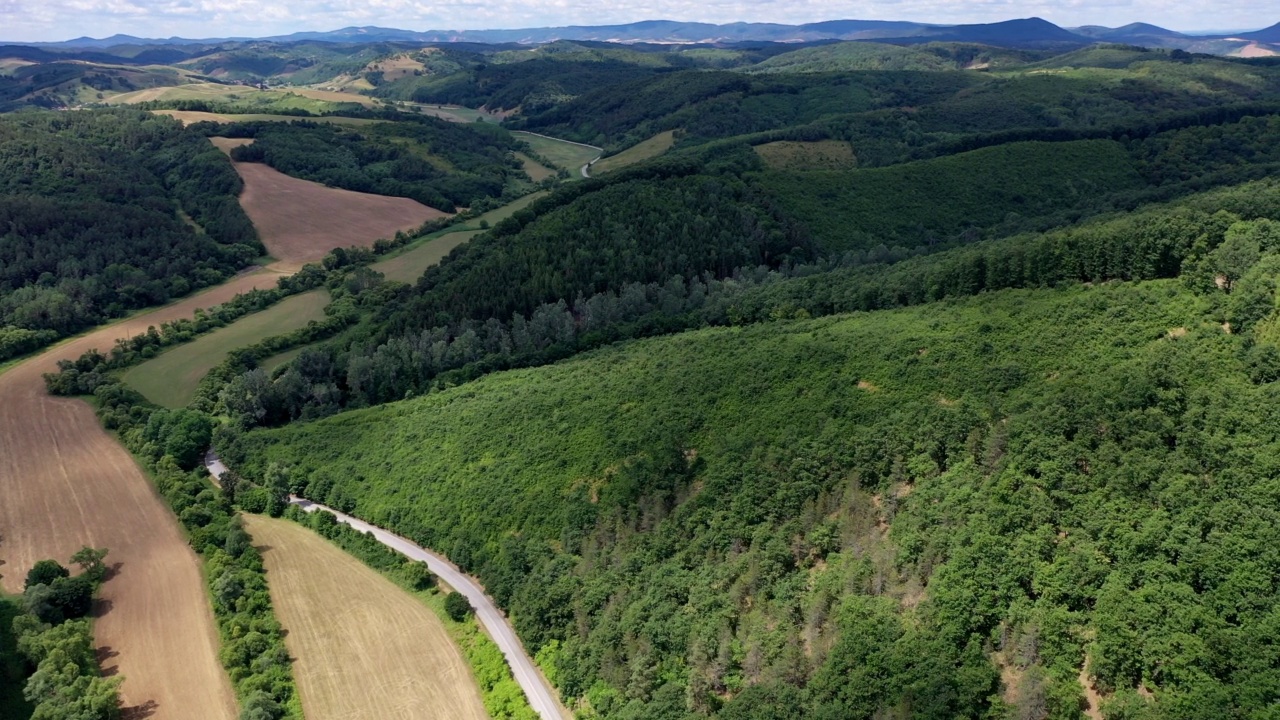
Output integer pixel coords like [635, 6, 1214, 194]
[244, 516, 488, 720]
[1235, 42, 1279, 58]
[368, 55, 426, 82]
[515, 152, 556, 182]
[210, 136, 253, 154]
[754, 139, 858, 171]
[225, 150, 447, 270]
[0, 270, 288, 720]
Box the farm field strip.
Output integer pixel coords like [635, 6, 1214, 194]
[276, 497, 572, 719]
[122, 289, 331, 408]
[590, 130, 677, 175]
[228, 154, 447, 270]
[0, 272, 287, 719]
[516, 152, 557, 181]
[512, 131, 601, 174]
[243, 515, 489, 720]
[372, 230, 482, 283]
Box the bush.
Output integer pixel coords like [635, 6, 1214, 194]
[445, 591, 473, 622]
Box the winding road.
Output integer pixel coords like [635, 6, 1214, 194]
[206, 458, 570, 720]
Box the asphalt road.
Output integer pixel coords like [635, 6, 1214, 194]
[205, 455, 569, 720]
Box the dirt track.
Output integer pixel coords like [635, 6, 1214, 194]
[0, 270, 286, 719]
[244, 515, 489, 720]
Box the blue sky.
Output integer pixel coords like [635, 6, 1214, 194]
[0, 0, 1274, 42]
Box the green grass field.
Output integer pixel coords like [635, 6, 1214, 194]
[260, 345, 310, 374]
[107, 83, 366, 115]
[124, 290, 330, 408]
[474, 191, 547, 226]
[373, 230, 483, 283]
[512, 132, 600, 173]
[590, 131, 676, 175]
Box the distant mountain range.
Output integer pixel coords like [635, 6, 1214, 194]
[8, 18, 1280, 54]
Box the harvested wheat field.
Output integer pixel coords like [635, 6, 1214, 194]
[243, 515, 488, 720]
[210, 136, 253, 154]
[0, 269, 286, 720]
[227, 154, 447, 270]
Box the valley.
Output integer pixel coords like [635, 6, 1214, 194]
[4, 12, 1280, 720]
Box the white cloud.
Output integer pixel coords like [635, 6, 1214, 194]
[0, 0, 1274, 42]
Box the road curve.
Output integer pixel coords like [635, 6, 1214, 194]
[205, 457, 570, 720]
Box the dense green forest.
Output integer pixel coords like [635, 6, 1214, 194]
[0, 109, 260, 359]
[214, 117, 525, 211]
[227, 266, 1280, 718]
[757, 114, 1280, 251]
[503, 50, 1280, 152]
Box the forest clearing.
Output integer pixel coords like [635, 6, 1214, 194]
[243, 515, 489, 720]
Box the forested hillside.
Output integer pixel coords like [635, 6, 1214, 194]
[0, 109, 260, 360]
[758, 115, 1280, 250]
[508, 50, 1280, 153]
[200, 160, 1280, 720]
[213, 117, 524, 211]
[228, 267, 1280, 718]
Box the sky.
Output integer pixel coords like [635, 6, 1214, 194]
[0, 0, 1274, 42]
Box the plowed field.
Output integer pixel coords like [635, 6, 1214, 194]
[231, 158, 447, 271]
[0, 271, 285, 720]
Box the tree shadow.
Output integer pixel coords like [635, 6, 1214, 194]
[104, 561, 124, 582]
[121, 700, 159, 720]
[97, 645, 120, 677]
[91, 597, 114, 619]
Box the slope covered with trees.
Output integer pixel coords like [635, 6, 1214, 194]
[0, 109, 260, 359]
[215, 116, 525, 212]
[227, 261, 1280, 718]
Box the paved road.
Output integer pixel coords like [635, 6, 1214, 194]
[205, 457, 569, 720]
